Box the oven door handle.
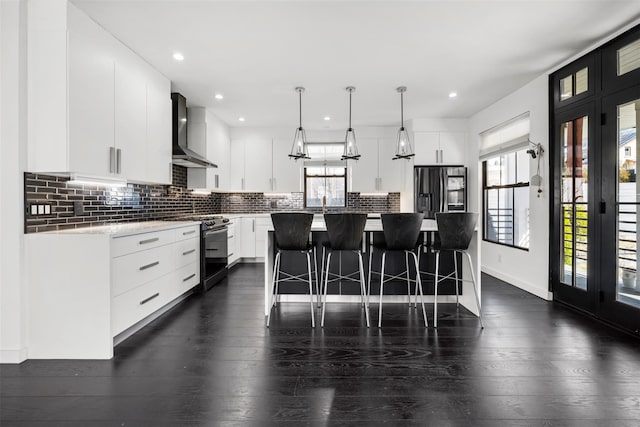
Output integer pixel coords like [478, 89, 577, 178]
[204, 228, 227, 237]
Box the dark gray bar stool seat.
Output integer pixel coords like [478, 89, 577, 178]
[376, 213, 428, 327]
[321, 213, 370, 327]
[266, 212, 319, 328]
[433, 212, 484, 328]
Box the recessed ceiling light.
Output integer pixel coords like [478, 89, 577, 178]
[324, 116, 331, 121]
[238, 117, 246, 122]
[173, 52, 184, 61]
[215, 93, 224, 100]
[449, 92, 457, 98]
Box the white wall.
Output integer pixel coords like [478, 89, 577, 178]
[1, 0, 29, 363]
[468, 74, 552, 300]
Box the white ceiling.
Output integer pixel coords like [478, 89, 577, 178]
[71, 0, 640, 130]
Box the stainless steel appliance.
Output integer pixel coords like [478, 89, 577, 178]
[171, 215, 229, 292]
[414, 166, 467, 219]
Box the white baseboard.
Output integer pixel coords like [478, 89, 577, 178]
[0, 348, 28, 364]
[481, 266, 553, 301]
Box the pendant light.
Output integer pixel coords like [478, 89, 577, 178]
[289, 87, 310, 160]
[342, 86, 361, 160]
[393, 86, 415, 160]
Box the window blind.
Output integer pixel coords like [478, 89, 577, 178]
[479, 112, 531, 160]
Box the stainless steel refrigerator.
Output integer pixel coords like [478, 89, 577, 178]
[414, 166, 467, 219]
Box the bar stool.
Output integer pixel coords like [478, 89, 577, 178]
[321, 213, 370, 327]
[266, 212, 318, 327]
[376, 213, 428, 327]
[368, 223, 425, 308]
[433, 212, 484, 329]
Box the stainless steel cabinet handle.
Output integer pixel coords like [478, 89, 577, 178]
[116, 148, 122, 174]
[215, 174, 219, 189]
[183, 230, 196, 236]
[241, 177, 244, 190]
[228, 252, 234, 257]
[139, 261, 159, 271]
[252, 219, 255, 232]
[139, 237, 159, 245]
[228, 234, 234, 238]
[182, 249, 196, 256]
[109, 147, 115, 173]
[183, 273, 196, 282]
[140, 293, 159, 305]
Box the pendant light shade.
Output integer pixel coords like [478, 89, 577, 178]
[342, 86, 361, 160]
[289, 87, 310, 160]
[393, 86, 415, 160]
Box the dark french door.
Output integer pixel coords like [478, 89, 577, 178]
[600, 86, 640, 333]
[552, 25, 640, 334]
[552, 104, 598, 313]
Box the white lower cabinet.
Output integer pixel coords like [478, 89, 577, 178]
[26, 222, 200, 359]
[227, 220, 240, 265]
[237, 216, 272, 260]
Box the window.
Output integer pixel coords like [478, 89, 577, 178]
[304, 166, 346, 208]
[483, 150, 530, 249]
[560, 67, 589, 101]
[617, 38, 640, 76]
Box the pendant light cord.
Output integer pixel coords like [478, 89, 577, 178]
[349, 90, 352, 128]
[299, 90, 302, 129]
[400, 91, 404, 128]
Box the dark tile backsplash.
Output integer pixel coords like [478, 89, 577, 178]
[24, 165, 400, 233]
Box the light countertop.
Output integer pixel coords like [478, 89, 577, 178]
[32, 221, 200, 237]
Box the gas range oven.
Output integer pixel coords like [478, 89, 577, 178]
[171, 215, 230, 292]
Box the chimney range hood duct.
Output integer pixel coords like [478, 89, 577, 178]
[171, 92, 217, 168]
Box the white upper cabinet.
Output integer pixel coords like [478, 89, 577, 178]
[378, 137, 403, 191]
[145, 74, 172, 185]
[229, 140, 246, 191]
[244, 138, 272, 193]
[229, 137, 300, 192]
[272, 138, 301, 193]
[114, 58, 147, 182]
[186, 108, 229, 191]
[349, 137, 378, 192]
[414, 131, 466, 165]
[27, 2, 172, 184]
[350, 137, 403, 192]
[66, 30, 115, 178]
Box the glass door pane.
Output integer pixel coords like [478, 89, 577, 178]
[617, 99, 640, 308]
[561, 116, 589, 290]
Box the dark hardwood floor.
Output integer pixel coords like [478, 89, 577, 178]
[2, 264, 640, 426]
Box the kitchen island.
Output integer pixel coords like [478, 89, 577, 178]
[264, 217, 481, 320]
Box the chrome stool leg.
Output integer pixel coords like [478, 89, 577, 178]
[305, 251, 315, 328]
[434, 250, 440, 328]
[410, 250, 428, 327]
[321, 251, 332, 327]
[405, 252, 411, 306]
[378, 251, 386, 328]
[319, 246, 326, 308]
[454, 251, 459, 307]
[357, 251, 370, 327]
[266, 251, 281, 327]
[313, 247, 320, 308]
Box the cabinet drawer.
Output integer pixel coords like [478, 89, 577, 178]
[175, 225, 200, 242]
[112, 244, 174, 297]
[175, 237, 199, 268]
[111, 273, 173, 336]
[111, 229, 175, 257]
[176, 262, 199, 294]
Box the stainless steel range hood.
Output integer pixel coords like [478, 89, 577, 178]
[171, 93, 217, 168]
